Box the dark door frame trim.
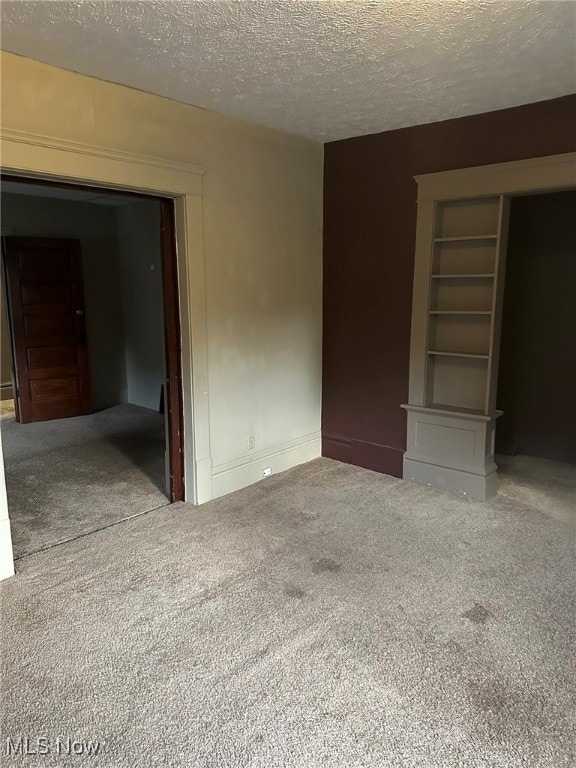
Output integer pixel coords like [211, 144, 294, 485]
[1, 174, 185, 501]
[159, 200, 184, 501]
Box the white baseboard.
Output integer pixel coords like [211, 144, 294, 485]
[0, 517, 15, 581]
[211, 432, 321, 500]
[403, 457, 498, 500]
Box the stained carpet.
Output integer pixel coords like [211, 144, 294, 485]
[1, 458, 574, 767]
[0, 403, 168, 558]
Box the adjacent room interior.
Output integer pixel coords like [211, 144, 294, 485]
[0, 180, 172, 557]
[495, 190, 575, 523]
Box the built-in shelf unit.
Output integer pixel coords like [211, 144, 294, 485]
[402, 152, 576, 500]
[402, 191, 510, 498]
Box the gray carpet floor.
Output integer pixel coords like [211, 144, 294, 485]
[1, 457, 574, 767]
[0, 403, 169, 558]
[496, 454, 575, 526]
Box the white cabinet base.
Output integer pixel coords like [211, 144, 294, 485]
[403, 457, 498, 500]
[401, 404, 501, 500]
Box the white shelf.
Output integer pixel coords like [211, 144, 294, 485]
[427, 403, 487, 418]
[427, 350, 489, 360]
[431, 274, 495, 279]
[433, 235, 498, 243]
[429, 310, 492, 315]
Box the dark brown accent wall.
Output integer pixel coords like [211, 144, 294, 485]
[496, 191, 576, 464]
[322, 95, 576, 477]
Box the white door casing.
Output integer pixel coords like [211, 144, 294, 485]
[0, 128, 212, 579]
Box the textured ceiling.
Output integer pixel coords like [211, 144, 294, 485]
[1, 0, 574, 142]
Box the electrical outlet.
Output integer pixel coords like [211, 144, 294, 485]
[248, 434, 256, 450]
[262, 467, 271, 478]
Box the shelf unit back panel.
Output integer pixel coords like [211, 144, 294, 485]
[430, 277, 494, 312]
[428, 314, 491, 356]
[424, 194, 505, 415]
[426, 355, 488, 412]
[433, 240, 497, 275]
[435, 196, 500, 238]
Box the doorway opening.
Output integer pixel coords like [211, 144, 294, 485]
[0, 175, 184, 558]
[495, 189, 576, 524]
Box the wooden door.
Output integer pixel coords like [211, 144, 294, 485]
[2, 237, 91, 423]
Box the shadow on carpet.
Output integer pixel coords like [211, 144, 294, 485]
[0, 403, 169, 558]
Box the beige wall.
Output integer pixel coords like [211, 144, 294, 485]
[0, 51, 323, 487]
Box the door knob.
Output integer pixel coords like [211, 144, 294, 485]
[75, 309, 84, 316]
